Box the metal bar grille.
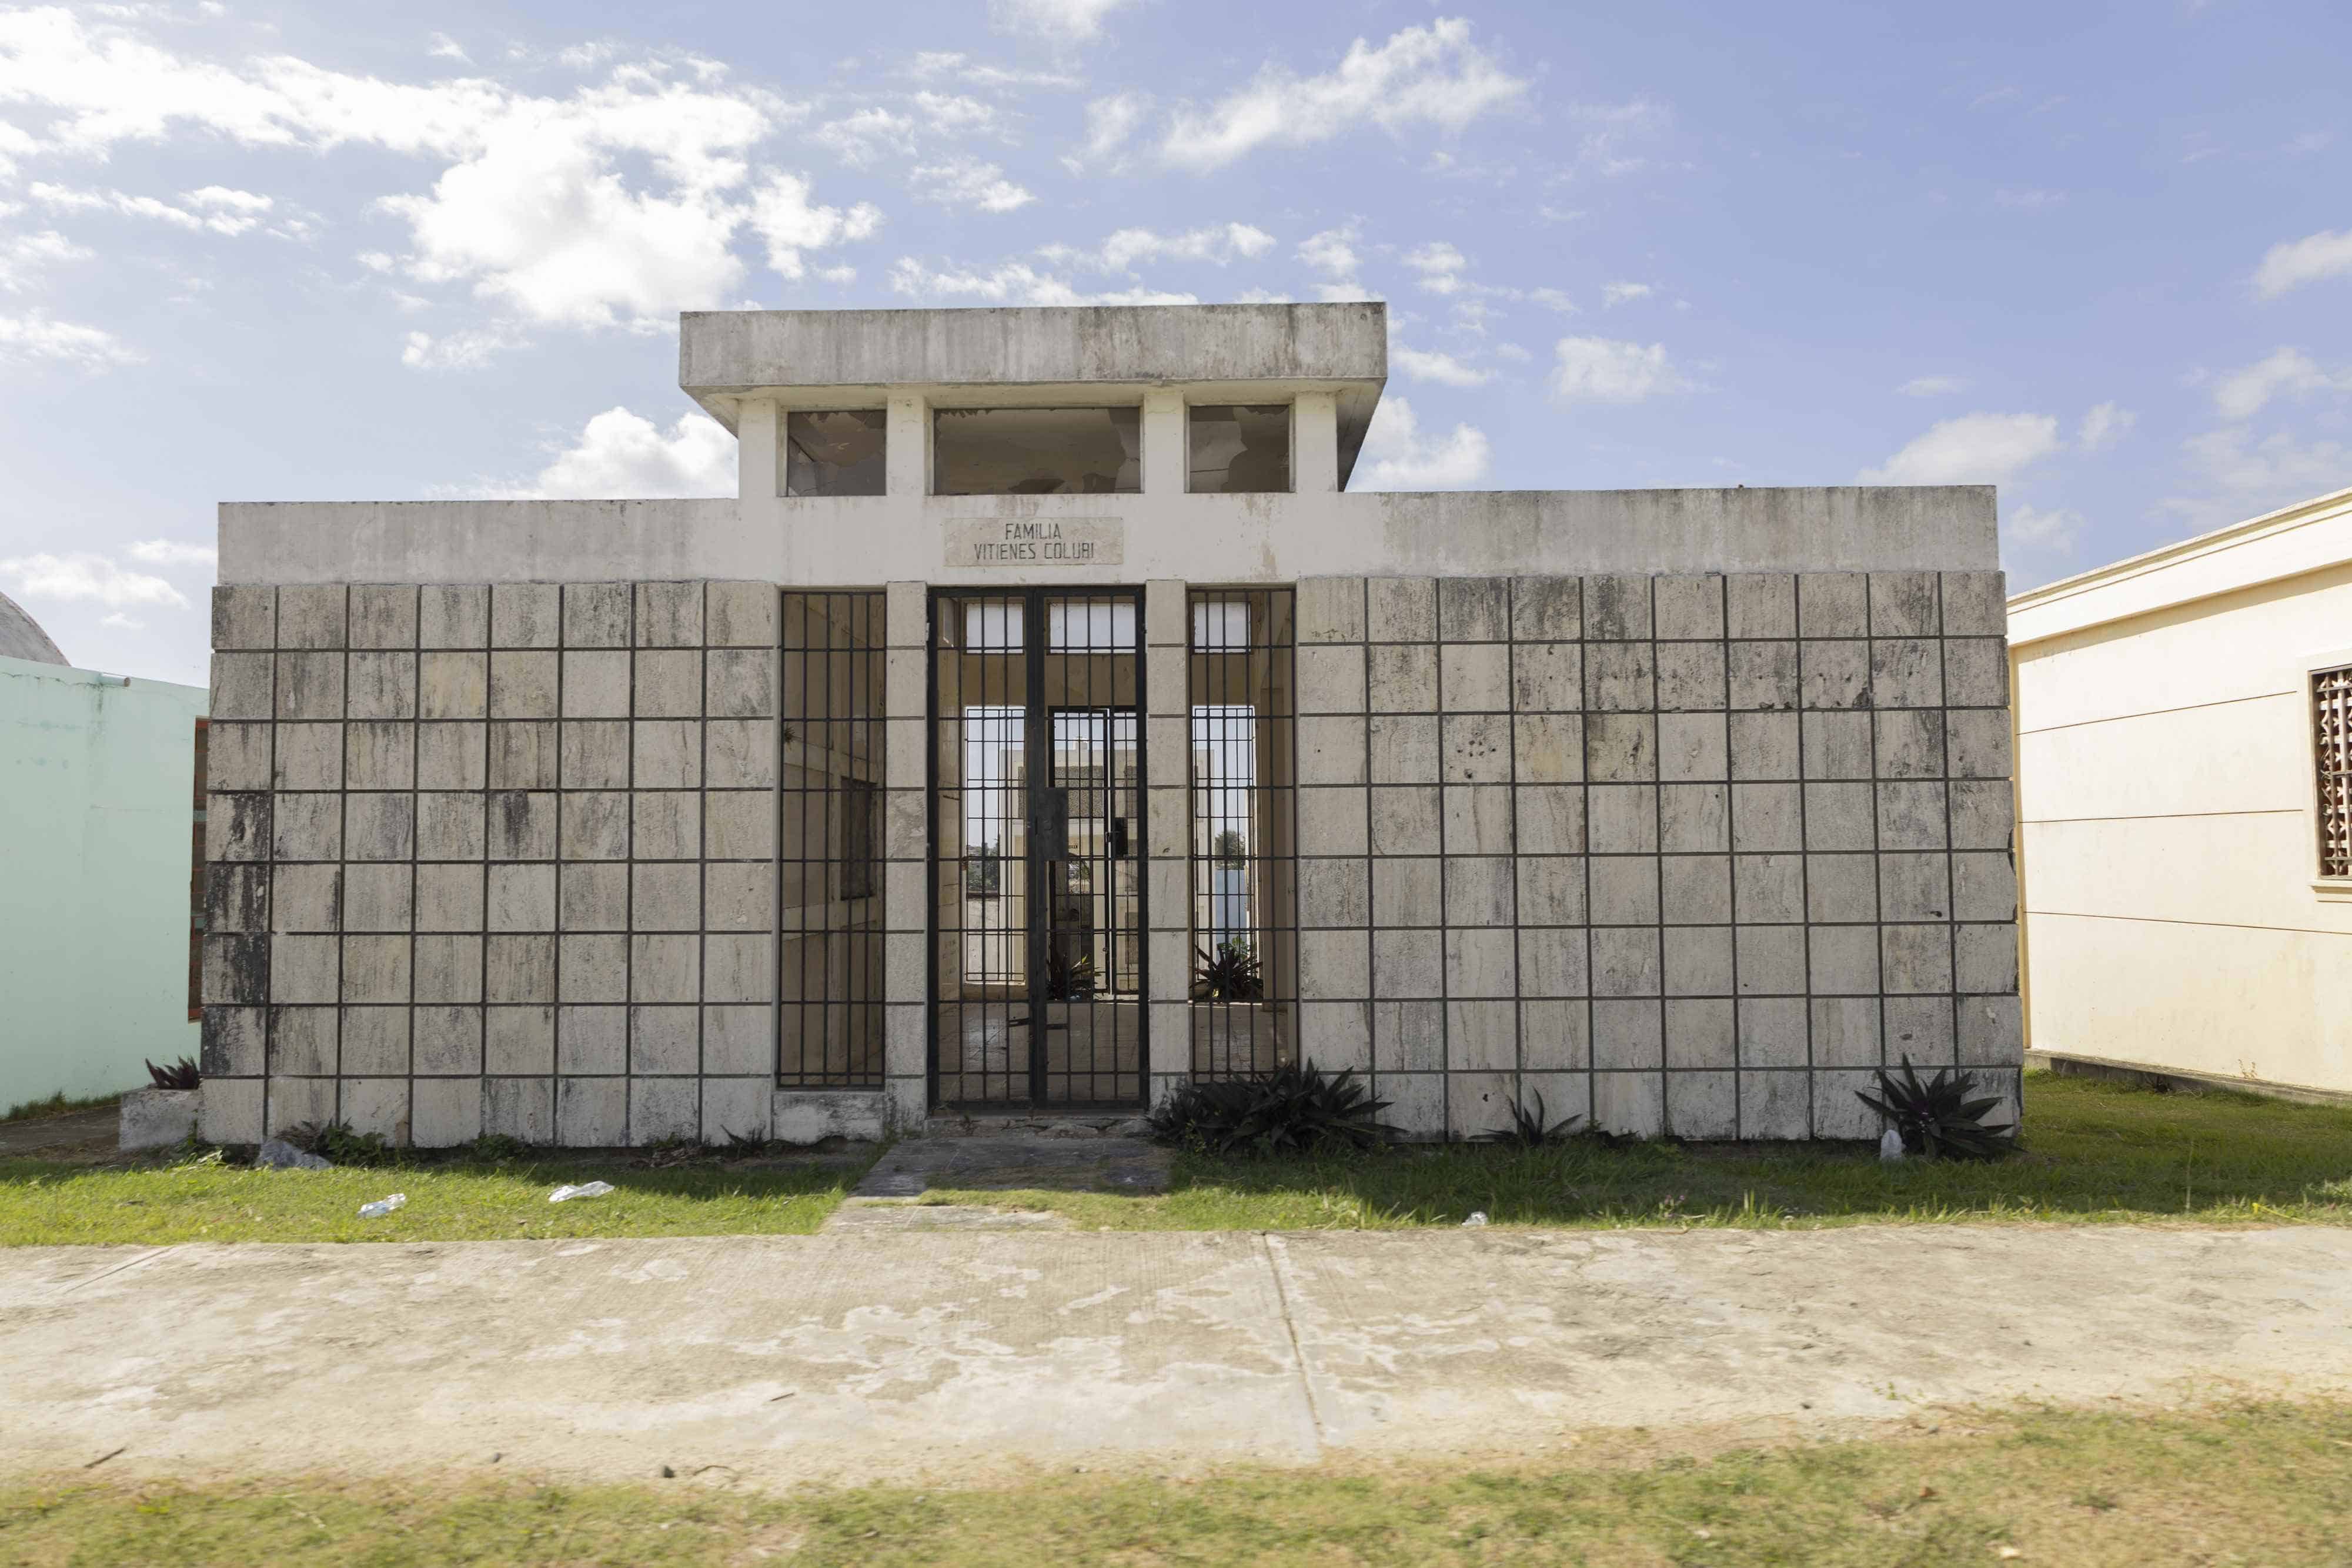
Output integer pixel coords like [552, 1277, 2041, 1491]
[777, 591, 885, 1087]
[1187, 588, 1297, 1080]
[931, 589, 1147, 1108]
[2318, 666, 2352, 878]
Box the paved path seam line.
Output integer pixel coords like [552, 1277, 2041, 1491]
[1259, 1232, 1328, 1458]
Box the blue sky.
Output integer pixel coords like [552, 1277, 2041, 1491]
[0, 0, 2346, 684]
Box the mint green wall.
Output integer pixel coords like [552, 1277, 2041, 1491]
[1, 655, 208, 1112]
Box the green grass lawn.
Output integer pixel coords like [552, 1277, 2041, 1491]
[921, 1071, 2352, 1231]
[0, 1151, 869, 1247]
[4, 1399, 2347, 1566]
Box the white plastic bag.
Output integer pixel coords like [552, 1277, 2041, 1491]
[1879, 1128, 1906, 1162]
[549, 1181, 616, 1203]
[1462, 1211, 1489, 1228]
[358, 1193, 407, 1218]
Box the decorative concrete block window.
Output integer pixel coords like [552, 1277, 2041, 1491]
[783, 410, 886, 497]
[931, 407, 1141, 496]
[1188, 404, 1291, 493]
[2315, 664, 2352, 878]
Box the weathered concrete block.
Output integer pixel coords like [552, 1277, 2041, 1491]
[1805, 781, 1879, 851]
[1593, 1001, 1663, 1069]
[485, 1004, 555, 1074]
[1369, 929, 1439, 999]
[120, 1088, 199, 1151]
[411, 793, 483, 862]
[1940, 571, 2007, 636]
[338, 1004, 408, 1073]
[1367, 714, 1436, 785]
[633, 649, 702, 718]
[1371, 857, 1440, 928]
[1739, 1068, 1808, 1138]
[346, 651, 417, 720]
[343, 793, 414, 861]
[1446, 783, 1516, 854]
[697, 791, 766, 861]
[1730, 783, 1802, 854]
[1867, 571, 1939, 638]
[417, 723, 487, 790]
[630, 1005, 700, 1074]
[706, 647, 776, 717]
[1443, 855, 1514, 928]
[1873, 852, 1945, 923]
[1439, 644, 1508, 712]
[1511, 576, 1582, 641]
[628, 933, 700, 1004]
[1369, 785, 1439, 854]
[490, 650, 560, 719]
[1663, 921, 1734, 997]
[502, 720, 568, 788]
[1870, 638, 1942, 709]
[630, 1076, 700, 1145]
[1809, 997, 1882, 1068]
[1519, 1001, 1589, 1071]
[1946, 710, 2012, 780]
[627, 718, 698, 788]
[1373, 1000, 1445, 1071]
[707, 718, 776, 787]
[1297, 716, 1368, 785]
[1951, 851, 2017, 922]
[270, 723, 342, 793]
[774, 1089, 888, 1145]
[563, 581, 633, 648]
[701, 1005, 770, 1075]
[1796, 573, 1867, 638]
[1585, 642, 1655, 713]
[1728, 711, 1799, 781]
[341, 864, 412, 932]
[485, 862, 556, 931]
[1738, 997, 1808, 1069]
[1297, 644, 1367, 714]
[350, 585, 419, 651]
[1735, 925, 1806, 995]
[1733, 853, 1803, 924]
[1515, 858, 1586, 927]
[1873, 710, 1945, 780]
[490, 583, 560, 649]
[202, 1007, 266, 1076]
[415, 864, 485, 932]
[1664, 997, 1736, 1070]
[635, 581, 704, 647]
[196, 1076, 263, 1145]
[557, 932, 627, 1003]
[884, 580, 926, 651]
[558, 1005, 627, 1074]
[1799, 710, 1878, 788]
[1295, 577, 1365, 644]
[340, 936, 411, 1004]
[700, 1078, 771, 1142]
[1885, 995, 1956, 1063]
[269, 934, 339, 1004]
[1378, 1073, 1444, 1139]
[1658, 783, 1726, 854]
[1656, 643, 1726, 712]
[1592, 927, 1662, 999]
[267, 864, 339, 934]
[484, 1075, 553, 1144]
[1446, 1000, 1516, 1070]
[1666, 1069, 1737, 1139]
[1445, 931, 1516, 999]
[277, 584, 348, 649]
[1436, 576, 1508, 642]
[556, 1076, 626, 1146]
[1654, 574, 1725, 641]
[1814, 1069, 1882, 1139]
[203, 933, 271, 1006]
[1805, 853, 1878, 923]
[212, 585, 275, 650]
[1726, 573, 1797, 640]
[485, 935, 557, 1004]
[1955, 922, 2018, 993]
[342, 1078, 407, 1141]
[1809, 926, 1880, 996]
[1365, 643, 1435, 713]
[345, 721, 414, 791]
[1440, 713, 1508, 784]
[1367, 576, 1436, 641]
[1726, 641, 1796, 711]
[1295, 928, 1369, 999]
[268, 1007, 336, 1075]
[1586, 713, 1656, 784]
[269, 653, 341, 722]
[1585, 574, 1652, 641]
[413, 934, 483, 1003]
[1586, 785, 1656, 855]
[1657, 712, 1726, 783]
[419, 651, 488, 720]
[619, 862, 691, 930]
[205, 723, 271, 793]
[419, 585, 489, 649]
[412, 1078, 483, 1146]
[559, 862, 629, 931]
[706, 581, 779, 648]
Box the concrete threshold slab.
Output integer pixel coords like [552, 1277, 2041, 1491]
[1, 1225, 2348, 1490]
[823, 1134, 1170, 1234]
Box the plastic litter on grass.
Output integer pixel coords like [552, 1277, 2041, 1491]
[357, 1193, 406, 1219]
[549, 1182, 616, 1204]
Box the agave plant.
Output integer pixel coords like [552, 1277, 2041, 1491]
[1148, 1061, 1397, 1158]
[1857, 1056, 2017, 1161]
[144, 1056, 201, 1091]
[1191, 940, 1264, 1001]
[1045, 947, 1098, 1001]
[1476, 1090, 1584, 1148]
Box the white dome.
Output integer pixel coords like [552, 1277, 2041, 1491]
[0, 589, 67, 666]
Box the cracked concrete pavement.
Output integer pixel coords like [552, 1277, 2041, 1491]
[4, 1224, 2350, 1488]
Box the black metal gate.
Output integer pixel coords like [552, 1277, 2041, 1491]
[928, 589, 1147, 1108]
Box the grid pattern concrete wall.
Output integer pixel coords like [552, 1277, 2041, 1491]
[196, 580, 783, 1148]
[1287, 572, 2021, 1140]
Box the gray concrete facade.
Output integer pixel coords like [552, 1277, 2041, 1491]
[198, 303, 2019, 1146]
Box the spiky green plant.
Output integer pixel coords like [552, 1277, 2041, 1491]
[145, 1056, 201, 1091]
[1148, 1061, 1397, 1158]
[1476, 1090, 1584, 1148]
[1857, 1055, 2019, 1160]
[1191, 940, 1263, 1001]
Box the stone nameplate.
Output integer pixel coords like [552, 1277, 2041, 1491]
[946, 517, 1124, 569]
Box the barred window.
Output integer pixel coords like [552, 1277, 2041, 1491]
[2318, 666, 2352, 878]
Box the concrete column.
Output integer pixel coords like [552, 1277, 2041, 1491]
[886, 394, 928, 499]
[1294, 392, 1339, 494]
[881, 580, 931, 1129]
[737, 398, 779, 502]
[1141, 388, 1185, 496]
[1144, 579, 1190, 1108]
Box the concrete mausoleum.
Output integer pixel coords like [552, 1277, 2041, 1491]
[196, 302, 2022, 1148]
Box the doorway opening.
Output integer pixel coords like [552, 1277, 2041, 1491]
[930, 589, 1147, 1108]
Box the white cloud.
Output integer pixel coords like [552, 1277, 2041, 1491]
[1857, 412, 2061, 485]
[2002, 503, 2083, 553]
[2076, 400, 2135, 452]
[2254, 227, 2352, 299]
[516, 407, 736, 499]
[2166, 426, 2352, 527]
[1392, 343, 1488, 387]
[1994, 187, 2067, 210]
[426, 32, 469, 64]
[910, 158, 1034, 213]
[1562, 99, 1669, 180]
[1161, 18, 1527, 173]
[907, 52, 1081, 91]
[399, 325, 521, 370]
[1550, 336, 1688, 404]
[814, 108, 917, 169]
[912, 92, 1006, 138]
[1404, 241, 1467, 294]
[0, 550, 185, 609]
[1296, 225, 1359, 279]
[747, 172, 882, 279]
[124, 538, 216, 567]
[887, 256, 1195, 306]
[2211, 347, 2349, 422]
[988, 0, 1137, 42]
[0, 229, 88, 292]
[0, 9, 868, 333]
[1064, 90, 1150, 172]
[29, 179, 267, 234]
[1043, 223, 1274, 273]
[1601, 280, 1653, 306]
[0, 310, 139, 366]
[1355, 396, 1491, 490]
[1899, 375, 1967, 397]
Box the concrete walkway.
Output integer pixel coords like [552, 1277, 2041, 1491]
[4, 1225, 2350, 1487]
